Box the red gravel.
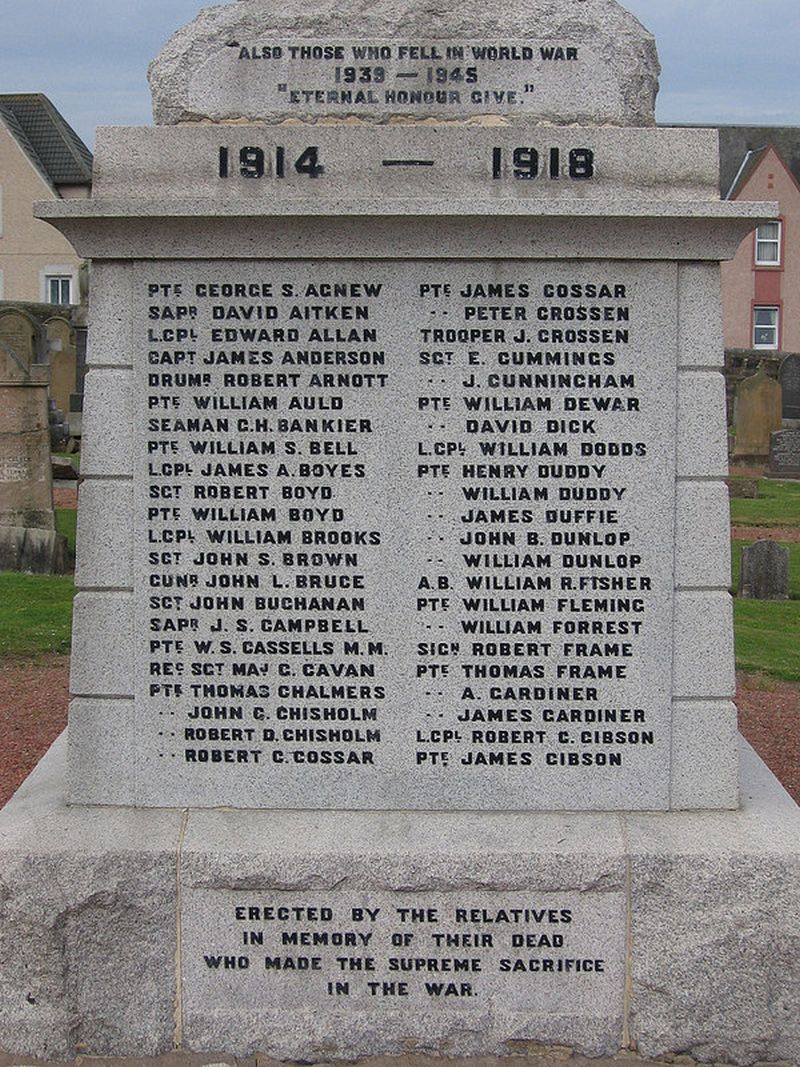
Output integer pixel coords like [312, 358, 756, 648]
[732, 525, 800, 543]
[0, 657, 796, 809]
[53, 486, 79, 508]
[0, 655, 70, 808]
[737, 672, 800, 803]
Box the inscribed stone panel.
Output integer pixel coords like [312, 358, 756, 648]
[133, 259, 677, 810]
[181, 888, 625, 1056]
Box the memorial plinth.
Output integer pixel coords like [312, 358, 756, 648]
[2, 0, 799, 1062]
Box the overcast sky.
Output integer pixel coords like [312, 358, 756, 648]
[0, 0, 797, 148]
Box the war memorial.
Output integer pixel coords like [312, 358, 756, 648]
[1, 0, 799, 1061]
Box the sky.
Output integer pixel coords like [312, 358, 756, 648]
[0, 0, 797, 149]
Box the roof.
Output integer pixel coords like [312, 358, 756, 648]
[0, 93, 92, 190]
[714, 126, 800, 199]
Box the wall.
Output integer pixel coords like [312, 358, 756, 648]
[0, 120, 85, 303]
[722, 146, 800, 353]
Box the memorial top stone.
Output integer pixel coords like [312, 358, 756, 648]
[149, 0, 660, 127]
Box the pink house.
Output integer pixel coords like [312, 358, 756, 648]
[720, 129, 800, 354]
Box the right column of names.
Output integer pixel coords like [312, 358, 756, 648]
[408, 263, 675, 806]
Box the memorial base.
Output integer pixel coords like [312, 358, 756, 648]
[1, 737, 798, 1065]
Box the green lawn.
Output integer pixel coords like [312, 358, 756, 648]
[729, 478, 800, 681]
[730, 478, 800, 527]
[0, 572, 75, 657]
[734, 600, 800, 682]
[56, 508, 77, 556]
[0, 510, 77, 657]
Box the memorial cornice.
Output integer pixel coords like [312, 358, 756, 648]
[36, 197, 773, 261]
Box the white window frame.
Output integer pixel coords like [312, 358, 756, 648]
[47, 276, 72, 304]
[753, 306, 780, 350]
[39, 265, 78, 306]
[755, 220, 782, 266]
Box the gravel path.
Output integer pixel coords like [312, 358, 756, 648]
[1, 655, 70, 807]
[1, 657, 797, 808]
[732, 525, 800, 543]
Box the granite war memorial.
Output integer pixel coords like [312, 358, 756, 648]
[1, 0, 799, 1061]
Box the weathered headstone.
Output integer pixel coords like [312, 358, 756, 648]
[0, 308, 38, 376]
[739, 540, 790, 601]
[768, 427, 800, 479]
[45, 315, 78, 430]
[0, 345, 67, 573]
[2, 1, 799, 1064]
[732, 365, 783, 459]
[726, 476, 759, 499]
[779, 353, 800, 424]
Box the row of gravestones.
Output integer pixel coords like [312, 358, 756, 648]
[771, 353, 800, 478]
[0, 304, 86, 447]
[0, 342, 68, 573]
[733, 356, 796, 601]
[0, 306, 75, 573]
[732, 353, 800, 476]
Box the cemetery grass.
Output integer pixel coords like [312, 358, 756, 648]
[729, 478, 800, 527]
[733, 542, 800, 680]
[56, 507, 77, 555]
[731, 478, 800, 682]
[0, 508, 77, 658]
[0, 573, 74, 658]
[734, 601, 800, 681]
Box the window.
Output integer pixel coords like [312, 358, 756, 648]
[753, 306, 779, 349]
[40, 265, 79, 305]
[47, 275, 72, 304]
[755, 221, 782, 265]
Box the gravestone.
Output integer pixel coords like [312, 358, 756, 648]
[768, 428, 800, 479]
[0, 344, 67, 573]
[779, 353, 800, 424]
[739, 541, 789, 601]
[726, 476, 759, 499]
[732, 365, 782, 460]
[0, 307, 38, 375]
[45, 315, 78, 429]
[2, 0, 800, 1063]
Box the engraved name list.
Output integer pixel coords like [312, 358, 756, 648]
[135, 259, 677, 809]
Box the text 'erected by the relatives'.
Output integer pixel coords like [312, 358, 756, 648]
[185, 889, 624, 1013]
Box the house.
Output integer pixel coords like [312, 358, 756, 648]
[719, 126, 800, 355]
[0, 93, 92, 305]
